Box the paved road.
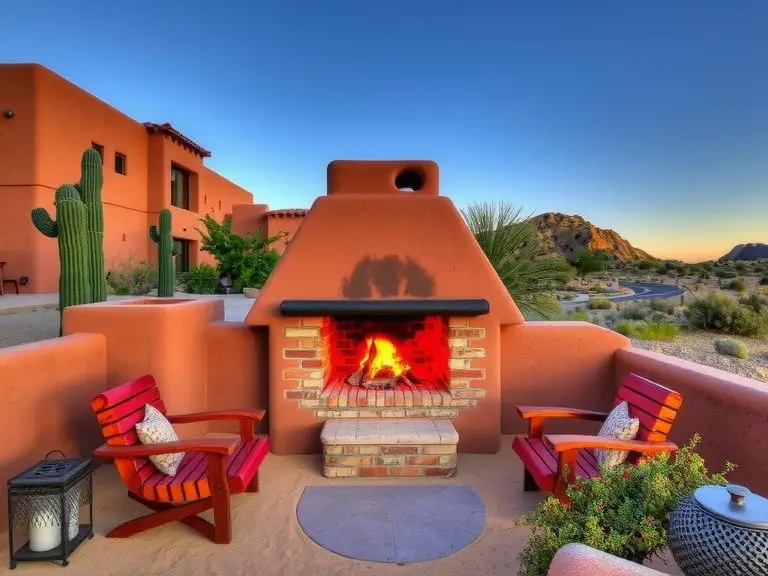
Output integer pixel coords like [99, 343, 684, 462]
[612, 281, 685, 302]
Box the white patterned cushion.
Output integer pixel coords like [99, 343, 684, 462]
[594, 401, 640, 469]
[135, 404, 185, 476]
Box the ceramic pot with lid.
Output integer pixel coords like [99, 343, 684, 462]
[668, 484, 768, 575]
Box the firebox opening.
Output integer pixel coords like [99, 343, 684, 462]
[323, 315, 449, 391]
[394, 168, 425, 192]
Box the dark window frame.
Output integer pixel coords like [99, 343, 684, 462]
[173, 238, 191, 274]
[170, 164, 191, 210]
[91, 142, 105, 161]
[114, 152, 127, 175]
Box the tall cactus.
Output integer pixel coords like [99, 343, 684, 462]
[149, 209, 176, 297]
[31, 185, 92, 318]
[76, 148, 107, 302]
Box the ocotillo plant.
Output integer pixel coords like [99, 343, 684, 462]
[31, 185, 92, 322]
[149, 209, 176, 297]
[76, 148, 107, 302]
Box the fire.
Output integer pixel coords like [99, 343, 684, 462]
[359, 336, 411, 379]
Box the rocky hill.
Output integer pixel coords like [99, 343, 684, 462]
[719, 243, 768, 262]
[528, 212, 655, 263]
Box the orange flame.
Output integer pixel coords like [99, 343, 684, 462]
[359, 337, 411, 379]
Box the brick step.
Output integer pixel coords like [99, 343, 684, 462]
[320, 418, 459, 478]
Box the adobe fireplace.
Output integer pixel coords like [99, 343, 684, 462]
[245, 160, 525, 455]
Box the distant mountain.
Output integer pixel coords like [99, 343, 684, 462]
[719, 243, 768, 262]
[528, 212, 655, 263]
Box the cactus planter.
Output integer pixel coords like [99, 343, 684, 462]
[31, 185, 92, 316]
[150, 209, 177, 297]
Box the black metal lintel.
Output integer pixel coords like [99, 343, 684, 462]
[279, 299, 489, 317]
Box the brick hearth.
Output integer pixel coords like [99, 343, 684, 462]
[282, 317, 487, 419]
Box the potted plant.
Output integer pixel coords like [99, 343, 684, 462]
[516, 435, 735, 576]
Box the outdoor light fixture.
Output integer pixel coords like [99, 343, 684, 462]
[7, 451, 95, 569]
[2, 109, 14, 119]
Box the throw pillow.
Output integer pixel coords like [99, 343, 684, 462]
[594, 401, 640, 469]
[135, 404, 185, 476]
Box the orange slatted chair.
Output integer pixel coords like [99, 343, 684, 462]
[90, 374, 270, 543]
[512, 373, 682, 502]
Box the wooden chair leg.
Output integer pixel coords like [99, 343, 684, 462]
[208, 454, 233, 544]
[523, 469, 540, 492]
[246, 471, 259, 493]
[108, 495, 213, 539]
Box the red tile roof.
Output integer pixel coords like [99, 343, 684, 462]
[266, 209, 309, 218]
[143, 122, 212, 158]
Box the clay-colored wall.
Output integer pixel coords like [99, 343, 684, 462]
[265, 215, 304, 253]
[206, 322, 270, 434]
[63, 299, 224, 438]
[0, 63, 255, 293]
[615, 347, 768, 494]
[0, 334, 107, 531]
[501, 322, 629, 435]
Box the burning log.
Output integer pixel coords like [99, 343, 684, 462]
[346, 337, 409, 389]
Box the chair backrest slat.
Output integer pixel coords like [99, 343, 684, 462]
[614, 373, 683, 443]
[91, 375, 166, 491]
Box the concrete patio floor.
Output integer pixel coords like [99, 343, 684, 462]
[0, 437, 682, 576]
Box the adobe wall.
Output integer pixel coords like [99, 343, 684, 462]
[0, 334, 107, 531]
[0, 63, 256, 293]
[615, 347, 768, 494]
[500, 322, 628, 435]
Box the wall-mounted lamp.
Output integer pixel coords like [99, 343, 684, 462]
[2, 109, 14, 119]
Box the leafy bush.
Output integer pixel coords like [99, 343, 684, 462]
[178, 263, 220, 294]
[648, 299, 675, 314]
[728, 278, 747, 292]
[569, 249, 611, 278]
[617, 303, 651, 321]
[106, 260, 157, 295]
[587, 297, 612, 310]
[516, 435, 734, 576]
[646, 310, 675, 323]
[197, 214, 284, 293]
[714, 338, 750, 360]
[759, 276, 768, 285]
[686, 292, 768, 337]
[614, 319, 679, 340]
[557, 293, 577, 301]
[568, 308, 590, 322]
[715, 269, 737, 279]
[738, 293, 768, 314]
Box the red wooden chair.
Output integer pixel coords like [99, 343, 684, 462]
[90, 374, 270, 544]
[512, 373, 682, 502]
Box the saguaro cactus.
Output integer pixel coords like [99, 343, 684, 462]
[31, 185, 92, 314]
[149, 209, 176, 297]
[76, 148, 107, 302]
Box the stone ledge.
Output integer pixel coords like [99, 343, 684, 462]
[321, 419, 459, 445]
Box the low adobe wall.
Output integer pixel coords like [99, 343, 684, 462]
[616, 347, 768, 494]
[501, 322, 629, 435]
[0, 334, 107, 531]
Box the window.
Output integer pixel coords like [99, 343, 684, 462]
[173, 239, 190, 274]
[91, 142, 104, 160]
[114, 152, 127, 175]
[171, 165, 190, 209]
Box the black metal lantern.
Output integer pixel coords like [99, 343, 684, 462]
[7, 452, 95, 569]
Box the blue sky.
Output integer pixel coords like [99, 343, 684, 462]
[3, 0, 767, 262]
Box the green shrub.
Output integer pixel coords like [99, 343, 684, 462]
[728, 278, 747, 292]
[587, 297, 612, 310]
[106, 259, 157, 295]
[714, 338, 750, 360]
[738, 293, 768, 314]
[568, 308, 590, 322]
[198, 214, 284, 292]
[617, 302, 651, 321]
[715, 269, 737, 279]
[614, 319, 679, 340]
[516, 435, 734, 576]
[649, 299, 675, 314]
[558, 293, 576, 301]
[178, 263, 220, 294]
[646, 310, 674, 323]
[759, 276, 768, 285]
[686, 291, 768, 337]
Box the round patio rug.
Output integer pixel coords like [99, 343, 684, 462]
[296, 484, 486, 564]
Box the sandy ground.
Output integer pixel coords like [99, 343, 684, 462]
[0, 438, 680, 576]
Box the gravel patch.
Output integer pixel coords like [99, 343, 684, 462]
[630, 331, 768, 383]
[0, 309, 60, 348]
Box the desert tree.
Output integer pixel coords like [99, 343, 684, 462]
[462, 201, 574, 320]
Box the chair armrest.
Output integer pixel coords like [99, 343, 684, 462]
[545, 434, 678, 454]
[93, 437, 238, 459]
[517, 406, 609, 422]
[166, 409, 266, 424]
